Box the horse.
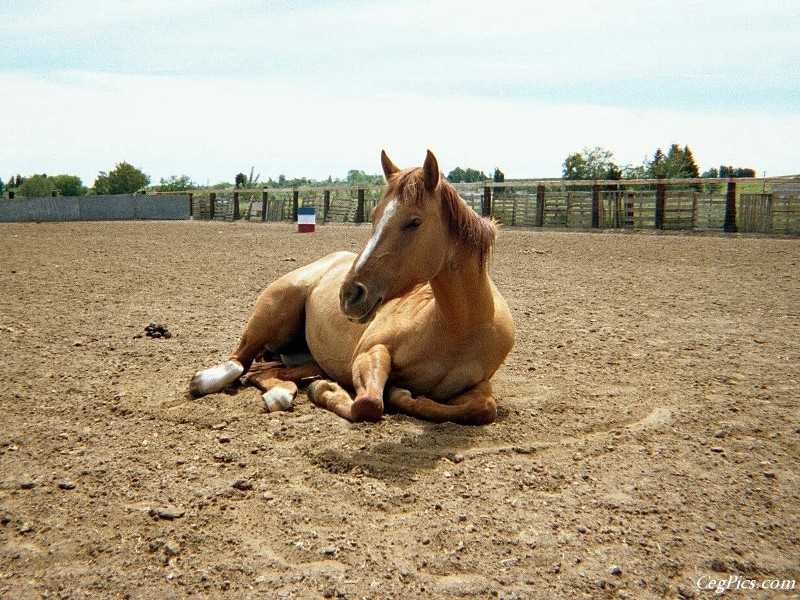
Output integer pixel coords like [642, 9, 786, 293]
[190, 150, 515, 425]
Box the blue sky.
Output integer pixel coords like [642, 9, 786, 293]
[2, 0, 798, 186]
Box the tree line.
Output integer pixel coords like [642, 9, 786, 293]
[562, 144, 756, 181]
[2, 145, 757, 199]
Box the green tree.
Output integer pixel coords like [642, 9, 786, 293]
[52, 174, 86, 196]
[719, 165, 756, 178]
[234, 167, 261, 188]
[649, 148, 667, 178]
[446, 167, 488, 183]
[156, 175, 196, 192]
[94, 162, 150, 194]
[346, 170, 383, 186]
[17, 174, 54, 197]
[563, 146, 620, 180]
[647, 144, 700, 179]
[7, 175, 25, 190]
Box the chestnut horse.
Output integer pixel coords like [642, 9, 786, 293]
[190, 150, 515, 425]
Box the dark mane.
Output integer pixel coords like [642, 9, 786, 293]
[384, 167, 497, 268]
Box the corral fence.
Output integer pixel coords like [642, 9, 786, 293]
[2, 179, 799, 234]
[0, 192, 190, 222]
[180, 177, 800, 235]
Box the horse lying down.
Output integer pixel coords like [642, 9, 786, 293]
[190, 150, 515, 425]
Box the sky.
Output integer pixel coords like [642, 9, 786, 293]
[1, 0, 799, 187]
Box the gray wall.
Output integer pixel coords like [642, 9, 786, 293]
[0, 194, 190, 222]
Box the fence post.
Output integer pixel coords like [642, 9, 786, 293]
[724, 179, 738, 233]
[655, 182, 666, 229]
[482, 186, 492, 218]
[261, 190, 268, 222]
[232, 191, 240, 220]
[323, 190, 331, 222]
[535, 185, 545, 227]
[188, 192, 193, 218]
[292, 190, 299, 221]
[592, 184, 601, 228]
[356, 189, 366, 223]
[209, 192, 216, 220]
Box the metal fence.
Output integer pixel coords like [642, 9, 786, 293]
[0, 193, 191, 222]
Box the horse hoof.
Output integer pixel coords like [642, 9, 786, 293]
[306, 380, 333, 407]
[263, 386, 295, 412]
[352, 397, 383, 422]
[190, 360, 244, 397]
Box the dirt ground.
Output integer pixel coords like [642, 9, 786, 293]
[1, 221, 798, 599]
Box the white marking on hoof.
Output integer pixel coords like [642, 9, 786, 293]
[263, 387, 295, 412]
[190, 360, 244, 397]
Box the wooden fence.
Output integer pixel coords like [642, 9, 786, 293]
[175, 177, 800, 235]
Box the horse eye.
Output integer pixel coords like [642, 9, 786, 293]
[404, 219, 422, 231]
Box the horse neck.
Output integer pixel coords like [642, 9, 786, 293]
[429, 243, 495, 332]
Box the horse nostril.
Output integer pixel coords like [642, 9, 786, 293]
[347, 282, 368, 308]
[352, 282, 368, 305]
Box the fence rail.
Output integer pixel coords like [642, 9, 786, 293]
[181, 177, 800, 235]
[3, 178, 799, 234]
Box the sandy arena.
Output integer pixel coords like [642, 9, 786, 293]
[1, 221, 798, 599]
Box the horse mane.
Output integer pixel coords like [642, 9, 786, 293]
[385, 167, 497, 268]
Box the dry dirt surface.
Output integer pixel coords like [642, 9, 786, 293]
[1, 221, 798, 600]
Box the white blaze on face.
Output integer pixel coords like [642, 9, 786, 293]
[356, 198, 397, 271]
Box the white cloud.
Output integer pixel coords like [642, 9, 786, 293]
[3, 70, 797, 187]
[1, 1, 798, 183]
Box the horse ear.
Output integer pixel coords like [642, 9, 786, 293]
[381, 150, 400, 180]
[423, 150, 439, 192]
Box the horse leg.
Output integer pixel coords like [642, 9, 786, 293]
[307, 345, 390, 422]
[247, 361, 326, 412]
[189, 276, 307, 398]
[386, 380, 497, 425]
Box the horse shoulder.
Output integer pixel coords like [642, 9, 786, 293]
[288, 251, 356, 287]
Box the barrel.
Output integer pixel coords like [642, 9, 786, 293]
[297, 206, 316, 233]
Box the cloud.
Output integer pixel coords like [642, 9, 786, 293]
[2, 1, 798, 183]
[3, 70, 798, 187]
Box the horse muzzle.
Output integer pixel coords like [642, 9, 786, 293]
[340, 279, 384, 324]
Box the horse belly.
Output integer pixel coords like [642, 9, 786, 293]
[304, 256, 365, 387]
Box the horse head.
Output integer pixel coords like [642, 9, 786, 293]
[339, 150, 451, 323]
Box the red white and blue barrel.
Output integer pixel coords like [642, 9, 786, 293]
[297, 207, 316, 233]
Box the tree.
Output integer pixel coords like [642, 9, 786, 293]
[345, 170, 383, 186]
[11, 173, 85, 197]
[647, 144, 700, 179]
[235, 167, 261, 188]
[562, 146, 620, 180]
[52, 174, 86, 196]
[156, 175, 196, 192]
[94, 162, 150, 194]
[17, 174, 54, 197]
[446, 167, 488, 183]
[493, 167, 506, 194]
[719, 165, 756, 178]
[7, 175, 25, 190]
[649, 148, 667, 178]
